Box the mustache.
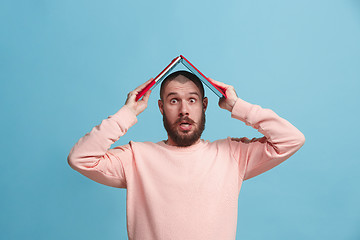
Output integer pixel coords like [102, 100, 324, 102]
[174, 116, 195, 125]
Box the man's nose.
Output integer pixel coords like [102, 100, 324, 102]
[179, 101, 189, 116]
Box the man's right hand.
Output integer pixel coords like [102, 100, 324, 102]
[125, 78, 153, 116]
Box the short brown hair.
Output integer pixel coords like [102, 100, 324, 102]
[160, 70, 205, 100]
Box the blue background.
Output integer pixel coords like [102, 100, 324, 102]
[1, 0, 359, 239]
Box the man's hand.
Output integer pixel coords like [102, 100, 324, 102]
[125, 78, 153, 116]
[208, 78, 238, 112]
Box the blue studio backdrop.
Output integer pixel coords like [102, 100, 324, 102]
[1, 0, 359, 239]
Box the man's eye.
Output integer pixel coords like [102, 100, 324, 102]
[189, 98, 196, 103]
[170, 99, 178, 104]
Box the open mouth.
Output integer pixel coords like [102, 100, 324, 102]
[175, 116, 195, 132]
[179, 121, 192, 131]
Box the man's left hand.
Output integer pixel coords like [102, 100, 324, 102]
[208, 78, 238, 112]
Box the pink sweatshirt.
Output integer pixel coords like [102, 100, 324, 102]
[68, 98, 305, 240]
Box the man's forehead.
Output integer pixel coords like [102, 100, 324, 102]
[163, 80, 201, 97]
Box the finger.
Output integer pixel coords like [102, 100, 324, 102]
[208, 77, 230, 88]
[135, 78, 154, 92]
[218, 98, 226, 109]
[141, 90, 151, 103]
[126, 91, 137, 102]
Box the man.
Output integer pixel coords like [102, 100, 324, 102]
[68, 70, 305, 240]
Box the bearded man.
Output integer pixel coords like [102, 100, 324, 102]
[68, 70, 305, 240]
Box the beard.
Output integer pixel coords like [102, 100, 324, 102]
[163, 111, 206, 147]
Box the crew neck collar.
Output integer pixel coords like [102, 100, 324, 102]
[157, 139, 207, 152]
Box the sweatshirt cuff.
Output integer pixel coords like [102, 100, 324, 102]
[109, 105, 138, 130]
[231, 98, 254, 123]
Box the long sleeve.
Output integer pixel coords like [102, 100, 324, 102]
[67, 105, 138, 188]
[229, 98, 305, 180]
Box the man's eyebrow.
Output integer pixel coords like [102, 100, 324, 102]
[166, 92, 200, 98]
[189, 92, 200, 97]
[166, 92, 178, 98]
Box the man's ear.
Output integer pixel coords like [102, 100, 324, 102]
[158, 99, 164, 115]
[203, 97, 208, 112]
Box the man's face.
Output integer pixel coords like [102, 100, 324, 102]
[158, 76, 208, 147]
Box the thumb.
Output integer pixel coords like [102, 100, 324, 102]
[218, 97, 226, 108]
[142, 90, 151, 103]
